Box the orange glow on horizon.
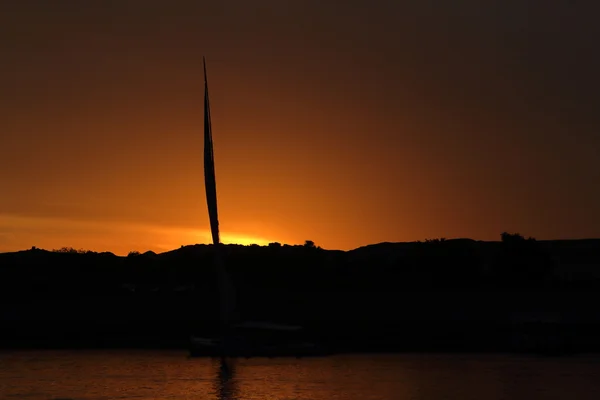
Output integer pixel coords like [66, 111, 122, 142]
[186, 230, 275, 247]
[0, 214, 279, 255]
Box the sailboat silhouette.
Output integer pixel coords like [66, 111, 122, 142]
[188, 58, 331, 358]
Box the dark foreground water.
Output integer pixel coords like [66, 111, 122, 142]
[1, 351, 600, 400]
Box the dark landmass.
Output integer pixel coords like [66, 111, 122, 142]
[2, 233, 600, 354]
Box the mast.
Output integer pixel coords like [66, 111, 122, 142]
[203, 58, 234, 354]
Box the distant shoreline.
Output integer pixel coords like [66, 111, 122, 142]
[2, 235, 600, 355]
[3, 236, 600, 257]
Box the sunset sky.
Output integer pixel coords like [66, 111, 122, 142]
[1, 0, 599, 254]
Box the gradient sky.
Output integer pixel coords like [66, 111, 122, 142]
[1, 0, 599, 254]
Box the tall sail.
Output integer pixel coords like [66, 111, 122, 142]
[203, 57, 235, 333]
[203, 57, 220, 246]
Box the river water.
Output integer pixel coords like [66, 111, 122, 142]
[1, 351, 600, 399]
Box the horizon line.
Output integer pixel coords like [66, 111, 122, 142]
[5, 235, 600, 257]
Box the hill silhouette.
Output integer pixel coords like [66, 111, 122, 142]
[2, 233, 600, 353]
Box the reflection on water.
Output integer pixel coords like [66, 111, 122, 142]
[1, 350, 600, 399]
[214, 358, 238, 400]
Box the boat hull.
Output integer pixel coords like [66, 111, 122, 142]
[188, 336, 334, 358]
